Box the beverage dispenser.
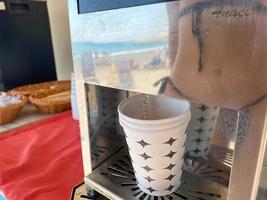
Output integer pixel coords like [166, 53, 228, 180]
[68, 0, 267, 199]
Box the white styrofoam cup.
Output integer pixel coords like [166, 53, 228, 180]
[118, 94, 191, 196]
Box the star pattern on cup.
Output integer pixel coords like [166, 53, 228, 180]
[164, 137, 177, 146]
[139, 152, 152, 160]
[143, 165, 153, 172]
[144, 175, 155, 182]
[194, 138, 202, 144]
[199, 105, 208, 112]
[164, 151, 177, 158]
[193, 148, 201, 154]
[164, 163, 176, 170]
[166, 185, 175, 192]
[165, 174, 176, 181]
[137, 139, 151, 148]
[195, 128, 204, 134]
[198, 116, 206, 123]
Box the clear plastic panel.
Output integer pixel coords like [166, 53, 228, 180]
[69, 0, 267, 110]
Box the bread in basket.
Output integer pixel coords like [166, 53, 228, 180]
[11, 81, 71, 97]
[0, 93, 27, 125]
[29, 87, 71, 114]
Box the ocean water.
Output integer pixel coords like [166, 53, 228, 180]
[72, 41, 167, 55]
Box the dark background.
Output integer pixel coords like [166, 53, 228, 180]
[78, 0, 177, 14]
[0, 0, 56, 90]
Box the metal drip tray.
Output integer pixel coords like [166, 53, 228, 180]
[91, 133, 124, 169]
[71, 182, 108, 200]
[183, 157, 229, 187]
[183, 145, 232, 186]
[208, 145, 233, 169]
[85, 148, 228, 200]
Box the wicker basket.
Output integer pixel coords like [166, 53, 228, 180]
[29, 90, 71, 114]
[0, 95, 27, 125]
[11, 81, 71, 97]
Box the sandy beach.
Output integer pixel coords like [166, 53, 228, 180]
[74, 47, 171, 94]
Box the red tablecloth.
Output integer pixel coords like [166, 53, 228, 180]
[0, 111, 83, 200]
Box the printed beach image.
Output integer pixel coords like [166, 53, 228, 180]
[69, 1, 171, 94]
[72, 40, 170, 94]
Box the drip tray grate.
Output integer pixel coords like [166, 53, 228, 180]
[183, 157, 229, 186]
[85, 148, 228, 200]
[208, 145, 233, 169]
[90, 133, 124, 169]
